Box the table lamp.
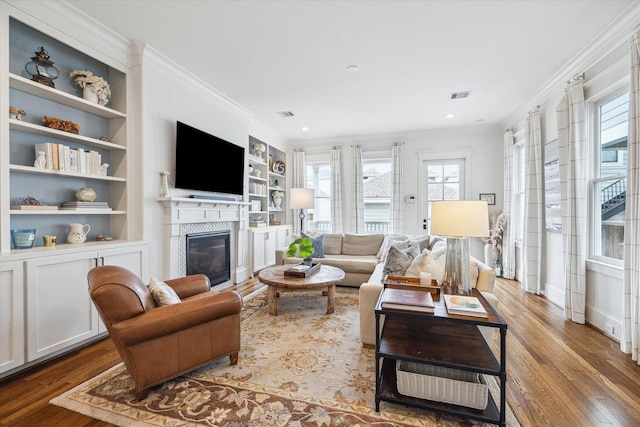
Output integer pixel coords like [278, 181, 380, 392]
[290, 188, 314, 232]
[430, 200, 489, 294]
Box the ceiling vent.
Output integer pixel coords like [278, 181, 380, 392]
[450, 91, 471, 99]
[277, 111, 295, 117]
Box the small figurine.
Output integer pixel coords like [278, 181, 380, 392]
[34, 150, 46, 168]
[99, 163, 109, 176]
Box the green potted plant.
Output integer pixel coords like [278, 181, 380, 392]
[286, 237, 315, 265]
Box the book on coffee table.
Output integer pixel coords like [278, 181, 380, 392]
[380, 288, 435, 313]
[443, 294, 488, 318]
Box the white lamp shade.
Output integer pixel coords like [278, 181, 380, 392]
[430, 200, 489, 238]
[290, 188, 314, 209]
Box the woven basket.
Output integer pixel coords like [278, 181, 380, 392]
[396, 360, 488, 410]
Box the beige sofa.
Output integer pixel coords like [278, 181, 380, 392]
[275, 233, 385, 287]
[274, 232, 499, 347]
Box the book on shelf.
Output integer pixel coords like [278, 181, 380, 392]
[11, 205, 59, 210]
[380, 287, 435, 313]
[249, 221, 267, 227]
[61, 201, 111, 211]
[443, 294, 488, 318]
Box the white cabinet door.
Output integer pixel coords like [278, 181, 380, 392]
[276, 226, 293, 249]
[251, 229, 277, 272]
[0, 260, 25, 374]
[25, 252, 98, 362]
[264, 230, 277, 267]
[23, 243, 148, 363]
[99, 244, 148, 279]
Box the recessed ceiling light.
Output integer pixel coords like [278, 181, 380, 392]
[301, 127, 309, 132]
[277, 111, 295, 117]
[445, 114, 454, 119]
[476, 119, 484, 123]
[346, 65, 359, 72]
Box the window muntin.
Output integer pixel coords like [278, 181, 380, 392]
[591, 91, 628, 262]
[362, 158, 391, 233]
[305, 161, 331, 231]
[424, 159, 465, 233]
[514, 143, 525, 241]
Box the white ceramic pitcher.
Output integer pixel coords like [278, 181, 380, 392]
[67, 223, 90, 244]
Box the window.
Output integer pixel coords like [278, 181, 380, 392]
[305, 161, 331, 231]
[423, 159, 465, 233]
[514, 142, 525, 241]
[591, 90, 628, 261]
[362, 158, 391, 232]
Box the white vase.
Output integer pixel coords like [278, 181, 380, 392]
[484, 243, 499, 267]
[273, 197, 283, 209]
[83, 85, 99, 104]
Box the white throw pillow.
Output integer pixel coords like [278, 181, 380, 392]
[405, 249, 446, 284]
[148, 277, 181, 306]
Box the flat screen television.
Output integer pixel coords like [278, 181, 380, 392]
[175, 121, 245, 196]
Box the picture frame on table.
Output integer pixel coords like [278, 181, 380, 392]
[479, 193, 495, 205]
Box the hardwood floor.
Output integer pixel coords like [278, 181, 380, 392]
[1, 277, 639, 426]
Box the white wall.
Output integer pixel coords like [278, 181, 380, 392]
[287, 125, 504, 260]
[139, 45, 255, 279]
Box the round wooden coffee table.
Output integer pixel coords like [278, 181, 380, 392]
[258, 264, 345, 315]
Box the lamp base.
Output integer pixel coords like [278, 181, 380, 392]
[441, 237, 471, 295]
[299, 211, 306, 233]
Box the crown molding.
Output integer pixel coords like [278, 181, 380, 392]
[143, 45, 254, 120]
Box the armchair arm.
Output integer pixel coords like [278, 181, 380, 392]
[112, 290, 242, 346]
[165, 274, 210, 299]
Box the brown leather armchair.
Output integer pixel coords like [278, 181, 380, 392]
[88, 265, 242, 399]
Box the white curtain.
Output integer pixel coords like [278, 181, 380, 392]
[557, 76, 587, 324]
[522, 110, 544, 294]
[330, 147, 343, 233]
[502, 130, 516, 280]
[352, 145, 365, 233]
[621, 32, 640, 364]
[390, 143, 404, 234]
[292, 150, 306, 236]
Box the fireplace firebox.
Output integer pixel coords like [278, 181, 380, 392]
[185, 231, 230, 286]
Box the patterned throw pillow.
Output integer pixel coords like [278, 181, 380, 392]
[383, 244, 420, 276]
[302, 231, 325, 258]
[148, 277, 181, 306]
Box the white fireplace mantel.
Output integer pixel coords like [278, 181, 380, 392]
[158, 197, 251, 286]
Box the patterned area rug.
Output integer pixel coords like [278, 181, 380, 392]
[51, 287, 519, 426]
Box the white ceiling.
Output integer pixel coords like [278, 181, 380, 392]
[67, 0, 635, 142]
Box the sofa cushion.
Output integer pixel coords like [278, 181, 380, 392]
[148, 277, 181, 306]
[383, 244, 420, 276]
[342, 233, 385, 256]
[404, 249, 445, 283]
[302, 231, 325, 258]
[323, 233, 343, 255]
[407, 234, 431, 252]
[282, 254, 380, 274]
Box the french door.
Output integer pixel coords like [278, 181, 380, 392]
[421, 158, 466, 233]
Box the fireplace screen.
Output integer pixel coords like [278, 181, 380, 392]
[185, 231, 230, 286]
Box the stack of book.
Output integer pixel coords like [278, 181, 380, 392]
[249, 220, 267, 227]
[443, 295, 488, 318]
[61, 201, 112, 211]
[380, 288, 435, 313]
